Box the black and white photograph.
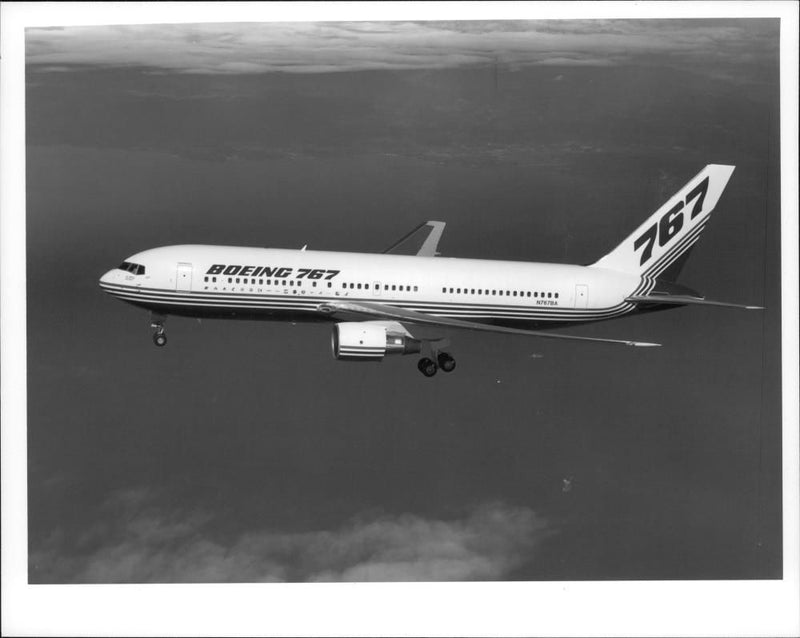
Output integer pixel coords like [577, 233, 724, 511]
[2, 2, 798, 636]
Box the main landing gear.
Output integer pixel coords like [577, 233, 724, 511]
[151, 313, 167, 347]
[417, 352, 457, 377]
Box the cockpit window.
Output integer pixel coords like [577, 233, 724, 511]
[118, 261, 145, 275]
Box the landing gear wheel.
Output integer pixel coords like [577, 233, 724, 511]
[437, 353, 456, 373]
[417, 357, 438, 377]
[153, 332, 167, 347]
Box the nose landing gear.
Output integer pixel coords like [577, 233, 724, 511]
[151, 313, 167, 347]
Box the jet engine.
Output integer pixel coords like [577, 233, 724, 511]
[332, 322, 422, 360]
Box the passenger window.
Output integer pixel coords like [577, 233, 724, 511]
[513, 291, 517, 296]
[342, 282, 347, 288]
[413, 286, 418, 292]
[555, 292, 559, 299]
[327, 282, 332, 288]
[212, 277, 217, 283]
[236, 278, 240, 283]
[259, 279, 263, 285]
[442, 287, 446, 293]
[547, 292, 552, 298]
[204, 276, 208, 282]
[406, 286, 411, 292]
[392, 285, 396, 291]
[457, 288, 461, 294]
[312, 281, 317, 287]
[357, 283, 362, 289]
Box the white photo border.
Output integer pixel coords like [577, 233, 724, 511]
[2, 2, 797, 636]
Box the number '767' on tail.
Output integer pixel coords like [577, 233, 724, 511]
[591, 164, 735, 279]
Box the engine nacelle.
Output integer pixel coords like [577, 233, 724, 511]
[332, 322, 422, 360]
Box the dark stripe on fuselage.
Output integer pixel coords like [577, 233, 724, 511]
[99, 282, 632, 316]
[100, 282, 652, 330]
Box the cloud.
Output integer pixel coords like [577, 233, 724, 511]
[25, 20, 777, 75]
[30, 490, 553, 582]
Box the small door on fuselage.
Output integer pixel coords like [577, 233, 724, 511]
[176, 263, 193, 291]
[575, 284, 588, 309]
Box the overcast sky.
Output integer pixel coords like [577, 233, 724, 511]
[24, 18, 781, 585]
[26, 19, 777, 77]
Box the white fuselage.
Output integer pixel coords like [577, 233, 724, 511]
[99, 245, 648, 328]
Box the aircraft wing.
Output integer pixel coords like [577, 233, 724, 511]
[382, 221, 446, 257]
[317, 300, 661, 347]
[626, 294, 763, 310]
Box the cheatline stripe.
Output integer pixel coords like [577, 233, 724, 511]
[100, 282, 634, 314]
[107, 292, 315, 311]
[101, 285, 626, 314]
[337, 350, 384, 356]
[650, 233, 703, 279]
[642, 218, 708, 278]
[111, 293, 630, 321]
[103, 292, 638, 321]
[101, 284, 635, 318]
[642, 218, 708, 279]
[106, 288, 636, 321]
[108, 291, 318, 309]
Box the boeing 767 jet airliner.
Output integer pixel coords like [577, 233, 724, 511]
[99, 165, 761, 376]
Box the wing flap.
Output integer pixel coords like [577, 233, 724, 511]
[317, 300, 660, 347]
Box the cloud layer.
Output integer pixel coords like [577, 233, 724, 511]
[30, 489, 552, 582]
[26, 20, 776, 74]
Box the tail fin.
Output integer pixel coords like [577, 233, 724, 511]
[591, 165, 735, 279]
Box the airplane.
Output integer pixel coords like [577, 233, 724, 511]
[99, 164, 762, 377]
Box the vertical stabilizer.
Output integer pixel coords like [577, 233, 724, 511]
[591, 165, 735, 278]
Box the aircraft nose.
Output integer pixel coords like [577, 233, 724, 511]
[99, 269, 117, 286]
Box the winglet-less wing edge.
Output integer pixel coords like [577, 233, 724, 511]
[626, 295, 764, 310]
[383, 221, 446, 257]
[317, 300, 661, 347]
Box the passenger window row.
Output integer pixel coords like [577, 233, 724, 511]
[341, 283, 419, 292]
[203, 276, 334, 289]
[441, 286, 559, 299]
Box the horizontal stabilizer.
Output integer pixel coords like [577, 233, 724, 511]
[626, 294, 763, 310]
[383, 221, 446, 257]
[317, 300, 661, 347]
